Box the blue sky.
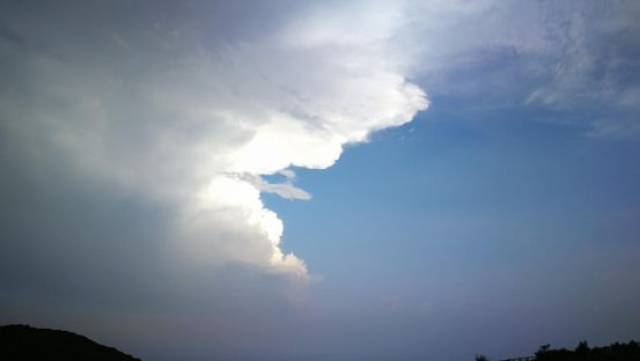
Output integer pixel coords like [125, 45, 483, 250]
[1, 1, 639, 360]
[267, 95, 640, 359]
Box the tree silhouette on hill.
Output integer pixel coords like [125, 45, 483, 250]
[534, 340, 640, 361]
[477, 340, 640, 361]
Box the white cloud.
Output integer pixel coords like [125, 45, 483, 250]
[0, 1, 427, 277]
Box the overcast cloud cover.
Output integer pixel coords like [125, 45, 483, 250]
[1, 1, 639, 360]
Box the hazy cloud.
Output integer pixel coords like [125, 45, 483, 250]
[403, 0, 640, 137]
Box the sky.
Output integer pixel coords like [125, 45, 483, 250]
[1, 1, 639, 360]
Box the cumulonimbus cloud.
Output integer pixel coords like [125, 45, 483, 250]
[0, 1, 427, 277]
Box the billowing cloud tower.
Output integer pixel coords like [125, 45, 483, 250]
[0, 0, 427, 277]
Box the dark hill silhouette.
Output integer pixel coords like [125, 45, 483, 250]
[0, 324, 141, 361]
